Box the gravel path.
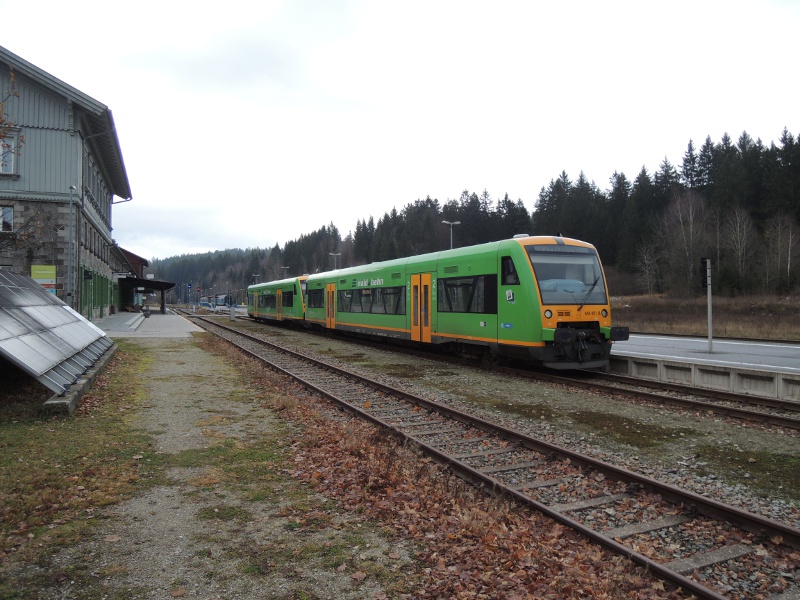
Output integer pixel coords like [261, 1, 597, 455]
[36, 336, 405, 600]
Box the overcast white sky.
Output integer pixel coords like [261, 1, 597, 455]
[3, 0, 799, 260]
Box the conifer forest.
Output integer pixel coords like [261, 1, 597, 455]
[153, 128, 800, 302]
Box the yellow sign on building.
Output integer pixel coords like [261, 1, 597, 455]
[31, 265, 57, 294]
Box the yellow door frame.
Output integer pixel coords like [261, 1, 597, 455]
[410, 273, 432, 343]
[326, 283, 336, 329]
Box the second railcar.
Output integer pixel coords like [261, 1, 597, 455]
[247, 276, 308, 323]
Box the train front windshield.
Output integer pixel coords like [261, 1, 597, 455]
[526, 245, 607, 306]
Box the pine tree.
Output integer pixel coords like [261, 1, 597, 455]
[680, 140, 699, 188]
[697, 135, 716, 192]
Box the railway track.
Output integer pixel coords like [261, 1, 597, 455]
[506, 368, 800, 431]
[236, 314, 800, 431]
[192, 315, 800, 600]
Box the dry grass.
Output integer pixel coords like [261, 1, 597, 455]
[612, 294, 800, 340]
[0, 345, 150, 566]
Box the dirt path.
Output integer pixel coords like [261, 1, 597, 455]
[37, 335, 408, 600]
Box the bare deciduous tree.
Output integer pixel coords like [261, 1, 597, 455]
[0, 206, 56, 256]
[1, 67, 24, 169]
[763, 214, 800, 291]
[633, 244, 661, 295]
[723, 206, 757, 285]
[654, 190, 707, 294]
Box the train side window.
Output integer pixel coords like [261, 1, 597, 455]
[437, 275, 497, 314]
[501, 256, 520, 285]
[307, 288, 324, 309]
[384, 286, 406, 314]
[371, 288, 386, 314]
[282, 291, 294, 307]
[349, 290, 364, 312]
[337, 290, 352, 312]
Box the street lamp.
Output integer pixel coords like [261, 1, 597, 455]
[281, 266, 290, 278]
[442, 220, 461, 249]
[329, 252, 341, 269]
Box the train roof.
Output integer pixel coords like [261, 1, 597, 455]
[305, 235, 596, 282]
[247, 275, 307, 292]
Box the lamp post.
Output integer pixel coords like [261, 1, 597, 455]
[442, 220, 461, 249]
[281, 266, 290, 278]
[329, 252, 341, 269]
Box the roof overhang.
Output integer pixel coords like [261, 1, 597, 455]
[0, 44, 132, 200]
[119, 277, 175, 292]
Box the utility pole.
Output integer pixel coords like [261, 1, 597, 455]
[701, 257, 713, 353]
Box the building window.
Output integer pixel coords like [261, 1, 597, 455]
[1, 206, 12, 232]
[1, 130, 21, 176]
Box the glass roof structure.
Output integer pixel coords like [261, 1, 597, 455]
[0, 270, 113, 395]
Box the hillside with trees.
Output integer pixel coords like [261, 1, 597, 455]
[151, 128, 800, 300]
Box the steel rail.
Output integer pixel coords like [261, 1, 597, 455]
[503, 366, 800, 430]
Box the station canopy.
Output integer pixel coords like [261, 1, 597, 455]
[0, 270, 113, 395]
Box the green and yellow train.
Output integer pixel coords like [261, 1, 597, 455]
[247, 235, 628, 370]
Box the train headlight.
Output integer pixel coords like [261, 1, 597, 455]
[544, 310, 552, 319]
[601, 309, 608, 318]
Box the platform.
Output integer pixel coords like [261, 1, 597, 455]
[610, 335, 800, 401]
[95, 310, 203, 338]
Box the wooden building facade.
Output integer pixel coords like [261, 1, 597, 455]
[0, 45, 133, 319]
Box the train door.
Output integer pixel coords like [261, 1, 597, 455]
[410, 273, 432, 343]
[276, 289, 283, 320]
[325, 283, 336, 329]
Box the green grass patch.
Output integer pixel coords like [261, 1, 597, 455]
[465, 397, 559, 421]
[196, 505, 252, 522]
[569, 410, 696, 448]
[693, 446, 800, 499]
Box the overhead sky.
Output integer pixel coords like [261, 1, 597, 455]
[2, 0, 798, 260]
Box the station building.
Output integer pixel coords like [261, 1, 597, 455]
[0, 44, 161, 318]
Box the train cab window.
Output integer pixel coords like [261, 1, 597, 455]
[501, 256, 520, 285]
[526, 245, 607, 305]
